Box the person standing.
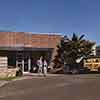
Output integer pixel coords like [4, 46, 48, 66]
[37, 56, 48, 77]
[42, 58, 48, 77]
[37, 56, 43, 75]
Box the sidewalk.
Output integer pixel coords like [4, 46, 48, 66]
[14, 73, 46, 81]
[12, 73, 63, 81]
[23, 73, 62, 77]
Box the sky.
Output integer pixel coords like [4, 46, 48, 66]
[0, 0, 100, 44]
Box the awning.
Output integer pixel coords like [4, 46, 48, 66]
[0, 46, 53, 51]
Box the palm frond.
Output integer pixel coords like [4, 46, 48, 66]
[72, 33, 78, 41]
[79, 34, 85, 40]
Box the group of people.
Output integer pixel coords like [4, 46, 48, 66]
[36, 56, 48, 77]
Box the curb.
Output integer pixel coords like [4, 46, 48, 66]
[23, 73, 64, 77]
[11, 77, 33, 81]
[11, 74, 62, 82]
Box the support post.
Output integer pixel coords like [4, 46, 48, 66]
[22, 59, 24, 72]
[28, 57, 31, 72]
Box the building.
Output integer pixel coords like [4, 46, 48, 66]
[0, 32, 61, 74]
[84, 55, 100, 72]
[92, 44, 96, 56]
[96, 45, 100, 56]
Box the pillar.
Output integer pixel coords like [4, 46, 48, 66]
[22, 59, 24, 72]
[28, 57, 31, 71]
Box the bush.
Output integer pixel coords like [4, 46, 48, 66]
[16, 69, 23, 76]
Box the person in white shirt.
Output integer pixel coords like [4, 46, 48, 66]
[37, 56, 48, 77]
[43, 59, 48, 77]
[37, 56, 43, 74]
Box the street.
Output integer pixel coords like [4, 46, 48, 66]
[0, 74, 100, 100]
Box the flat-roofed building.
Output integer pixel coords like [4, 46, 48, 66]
[0, 32, 61, 73]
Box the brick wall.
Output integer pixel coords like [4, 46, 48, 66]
[0, 32, 61, 70]
[0, 32, 61, 49]
[0, 68, 17, 78]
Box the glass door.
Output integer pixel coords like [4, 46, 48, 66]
[24, 56, 29, 72]
[16, 51, 31, 72]
[16, 51, 24, 71]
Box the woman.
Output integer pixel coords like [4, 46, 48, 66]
[42, 58, 48, 77]
[37, 56, 48, 77]
[37, 56, 43, 75]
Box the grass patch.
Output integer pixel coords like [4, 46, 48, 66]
[0, 76, 18, 81]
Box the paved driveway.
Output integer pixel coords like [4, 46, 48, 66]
[0, 74, 100, 100]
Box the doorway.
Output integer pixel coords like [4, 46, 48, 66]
[16, 51, 31, 72]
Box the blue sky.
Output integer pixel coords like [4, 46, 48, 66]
[0, 0, 100, 44]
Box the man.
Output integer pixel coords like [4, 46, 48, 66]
[37, 56, 48, 77]
[37, 56, 43, 75]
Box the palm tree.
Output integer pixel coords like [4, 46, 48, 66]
[64, 33, 95, 64]
[52, 38, 65, 68]
[52, 33, 95, 73]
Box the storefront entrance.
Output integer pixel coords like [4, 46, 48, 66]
[16, 51, 31, 73]
[0, 48, 53, 73]
[15, 50, 52, 73]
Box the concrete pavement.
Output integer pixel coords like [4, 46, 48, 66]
[0, 73, 60, 88]
[0, 81, 8, 88]
[0, 74, 100, 100]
